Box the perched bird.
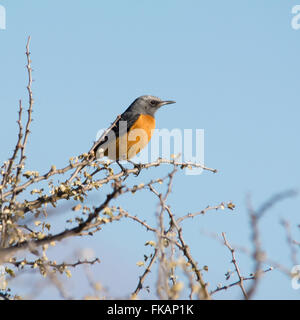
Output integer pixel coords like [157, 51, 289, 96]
[91, 95, 175, 163]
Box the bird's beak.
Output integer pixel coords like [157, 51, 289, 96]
[159, 100, 176, 106]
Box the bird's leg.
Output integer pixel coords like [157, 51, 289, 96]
[128, 160, 143, 177]
[116, 160, 129, 178]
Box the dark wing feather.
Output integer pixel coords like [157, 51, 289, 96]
[91, 110, 140, 154]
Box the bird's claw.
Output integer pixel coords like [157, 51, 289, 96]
[133, 163, 143, 177]
[117, 161, 143, 179]
[116, 161, 129, 179]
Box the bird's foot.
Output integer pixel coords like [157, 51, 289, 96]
[128, 160, 143, 177]
[116, 161, 129, 180]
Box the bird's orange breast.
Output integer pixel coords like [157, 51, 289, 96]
[129, 114, 156, 139]
[125, 114, 155, 159]
[104, 114, 156, 160]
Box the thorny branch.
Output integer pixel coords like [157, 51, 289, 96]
[149, 168, 211, 300]
[221, 232, 248, 299]
[245, 190, 297, 299]
[205, 190, 298, 299]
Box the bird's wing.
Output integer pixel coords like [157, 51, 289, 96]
[91, 111, 140, 155]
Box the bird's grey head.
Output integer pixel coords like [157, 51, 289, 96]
[128, 95, 175, 117]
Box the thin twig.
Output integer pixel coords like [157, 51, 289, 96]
[132, 248, 158, 298]
[222, 232, 248, 299]
[150, 169, 211, 300]
[210, 267, 273, 296]
[177, 202, 235, 224]
[13, 36, 34, 194]
[281, 219, 298, 267]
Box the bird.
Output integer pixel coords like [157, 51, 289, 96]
[91, 95, 175, 169]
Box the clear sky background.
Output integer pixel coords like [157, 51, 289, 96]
[1, 1, 300, 299]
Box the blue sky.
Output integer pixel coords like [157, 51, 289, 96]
[1, 1, 300, 299]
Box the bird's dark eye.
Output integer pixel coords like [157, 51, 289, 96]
[150, 100, 156, 105]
